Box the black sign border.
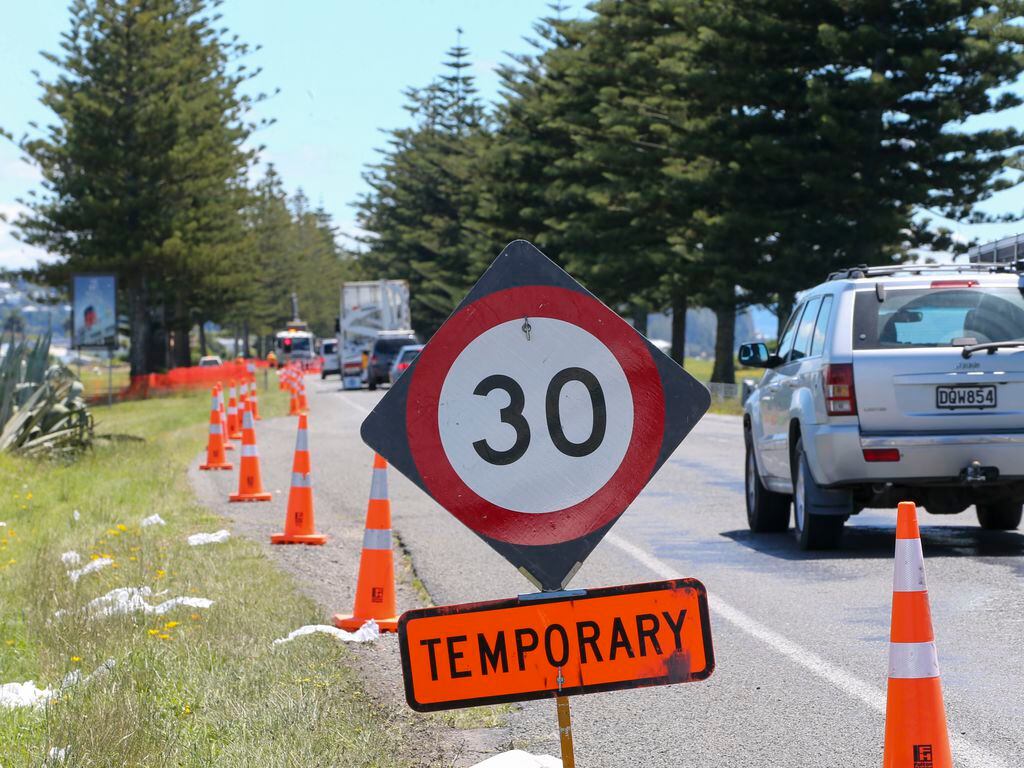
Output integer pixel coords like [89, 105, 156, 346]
[397, 577, 715, 712]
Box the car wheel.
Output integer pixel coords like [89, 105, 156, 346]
[320, 371, 326, 380]
[976, 500, 1023, 530]
[792, 438, 845, 550]
[367, 377, 377, 391]
[745, 432, 790, 532]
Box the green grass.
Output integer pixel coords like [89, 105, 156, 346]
[0, 384, 418, 766]
[682, 356, 759, 384]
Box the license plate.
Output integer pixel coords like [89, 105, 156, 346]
[936, 384, 997, 410]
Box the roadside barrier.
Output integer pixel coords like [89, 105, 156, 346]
[334, 453, 398, 632]
[116, 359, 269, 402]
[227, 382, 242, 440]
[883, 501, 951, 768]
[271, 414, 327, 545]
[228, 402, 272, 503]
[198, 388, 233, 471]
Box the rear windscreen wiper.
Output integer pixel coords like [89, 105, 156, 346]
[961, 341, 1024, 358]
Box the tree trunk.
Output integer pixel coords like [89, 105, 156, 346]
[233, 328, 240, 358]
[171, 295, 190, 368]
[776, 291, 795, 340]
[198, 321, 208, 356]
[711, 299, 736, 384]
[631, 303, 648, 337]
[128, 276, 149, 377]
[670, 289, 687, 366]
[242, 320, 251, 358]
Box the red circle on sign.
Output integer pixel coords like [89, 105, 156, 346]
[406, 285, 665, 546]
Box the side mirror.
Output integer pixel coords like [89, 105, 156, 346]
[738, 342, 773, 368]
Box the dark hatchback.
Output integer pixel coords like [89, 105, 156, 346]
[367, 332, 420, 389]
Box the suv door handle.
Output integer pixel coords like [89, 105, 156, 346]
[785, 380, 798, 388]
[766, 383, 780, 392]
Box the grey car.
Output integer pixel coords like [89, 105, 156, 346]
[740, 261, 1024, 549]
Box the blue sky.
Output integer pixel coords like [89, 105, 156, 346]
[2, 1, 1024, 272]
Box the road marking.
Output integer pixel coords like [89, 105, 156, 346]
[605, 532, 1006, 768]
[336, 395, 371, 415]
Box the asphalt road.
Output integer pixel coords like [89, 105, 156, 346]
[193, 380, 1024, 767]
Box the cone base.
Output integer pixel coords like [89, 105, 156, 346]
[199, 462, 233, 471]
[333, 613, 397, 632]
[271, 532, 327, 545]
[229, 492, 273, 502]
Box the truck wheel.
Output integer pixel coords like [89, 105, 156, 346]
[745, 433, 790, 532]
[976, 501, 1023, 530]
[793, 438, 845, 550]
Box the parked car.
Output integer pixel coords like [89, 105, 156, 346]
[366, 330, 420, 390]
[740, 262, 1024, 549]
[198, 355, 222, 367]
[389, 344, 423, 385]
[320, 338, 340, 379]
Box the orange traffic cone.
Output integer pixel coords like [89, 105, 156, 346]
[297, 378, 309, 414]
[238, 380, 249, 413]
[249, 374, 262, 420]
[216, 385, 234, 451]
[883, 501, 951, 768]
[271, 414, 326, 545]
[199, 388, 233, 470]
[287, 377, 300, 416]
[227, 382, 242, 440]
[228, 402, 272, 502]
[334, 454, 398, 632]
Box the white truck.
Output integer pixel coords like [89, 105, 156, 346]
[339, 280, 411, 389]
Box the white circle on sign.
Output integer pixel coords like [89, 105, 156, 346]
[437, 318, 634, 513]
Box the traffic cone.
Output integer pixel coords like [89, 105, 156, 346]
[883, 501, 951, 768]
[333, 454, 398, 632]
[228, 402, 272, 502]
[227, 382, 242, 440]
[216, 385, 234, 451]
[287, 377, 301, 416]
[297, 379, 309, 415]
[249, 374, 261, 420]
[271, 414, 326, 545]
[238, 380, 249, 413]
[199, 388, 233, 470]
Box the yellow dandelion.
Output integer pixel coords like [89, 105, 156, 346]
[190, 613, 201, 621]
[111, 563, 120, 569]
[108, 529, 121, 537]
[130, 546, 141, 552]
[7, 559, 15, 565]
[181, 704, 192, 715]
[117, 524, 127, 532]
[4, 640, 14, 647]
[25, 492, 32, 500]
[70, 656, 81, 663]
[155, 569, 166, 578]
[129, 556, 137, 562]
[158, 634, 171, 640]
[90, 553, 101, 560]
[164, 621, 179, 629]
[148, 629, 159, 636]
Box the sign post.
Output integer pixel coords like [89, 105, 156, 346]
[360, 241, 714, 759]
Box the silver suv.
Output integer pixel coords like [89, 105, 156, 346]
[740, 262, 1024, 549]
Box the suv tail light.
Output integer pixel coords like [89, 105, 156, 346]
[397, 362, 410, 372]
[370, 355, 378, 365]
[824, 364, 857, 416]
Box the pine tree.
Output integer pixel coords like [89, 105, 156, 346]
[15, 0, 263, 374]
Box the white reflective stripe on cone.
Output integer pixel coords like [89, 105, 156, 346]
[291, 472, 312, 488]
[888, 641, 940, 679]
[362, 528, 392, 550]
[893, 538, 927, 592]
[295, 430, 309, 452]
[241, 445, 259, 457]
[210, 396, 218, 410]
[209, 423, 223, 434]
[243, 410, 255, 429]
[370, 468, 388, 500]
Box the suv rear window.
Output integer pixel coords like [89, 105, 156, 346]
[853, 286, 1024, 349]
[374, 337, 417, 354]
[322, 341, 337, 354]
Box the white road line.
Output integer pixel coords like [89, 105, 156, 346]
[604, 532, 1005, 768]
[336, 395, 371, 415]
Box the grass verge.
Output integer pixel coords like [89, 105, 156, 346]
[0, 384, 418, 766]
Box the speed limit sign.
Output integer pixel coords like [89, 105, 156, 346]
[361, 241, 710, 590]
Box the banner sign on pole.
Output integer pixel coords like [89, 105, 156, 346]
[71, 274, 117, 349]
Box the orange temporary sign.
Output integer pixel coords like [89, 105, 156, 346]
[398, 578, 714, 711]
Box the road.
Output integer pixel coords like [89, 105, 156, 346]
[193, 380, 1024, 767]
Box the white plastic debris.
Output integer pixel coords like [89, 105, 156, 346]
[72, 510, 80, 521]
[187, 530, 230, 546]
[60, 551, 82, 566]
[47, 746, 69, 763]
[273, 620, 380, 646]
[0, 659, 115, 710]
[0, 521, 6, 527]
[53, 587, 213, 620]
[67, 558, 113, 583]
[470, 751, 562, 768]
[141, 514, 166, 528]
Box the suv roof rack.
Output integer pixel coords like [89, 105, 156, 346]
[826, 262, 1018, 282]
